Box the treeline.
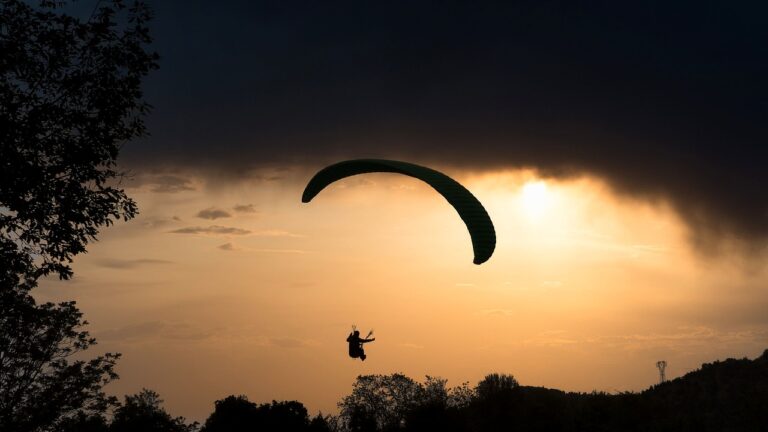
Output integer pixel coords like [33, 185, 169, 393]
[61, 350, 768, 432]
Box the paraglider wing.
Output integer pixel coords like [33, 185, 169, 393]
[302, 159, 496, 264]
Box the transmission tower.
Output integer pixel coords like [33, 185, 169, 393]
[656, 360, 667, 384]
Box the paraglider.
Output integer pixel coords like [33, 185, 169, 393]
[347, 326, 375, 361]
[302, 159, 496, 264]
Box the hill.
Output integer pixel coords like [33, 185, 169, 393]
[397, 349, 768, 431]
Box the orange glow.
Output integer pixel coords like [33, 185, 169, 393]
[36, 168, 768, 422]
[520, 180, 551, 221]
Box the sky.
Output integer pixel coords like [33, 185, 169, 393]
[37, 0, 768, 422]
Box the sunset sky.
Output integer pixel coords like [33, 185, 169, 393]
[37, 0, 768, 422]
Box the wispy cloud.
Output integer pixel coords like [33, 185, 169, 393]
[130, 174, 196, 193]
[522, 330, 579, 347]
[94, 258, 173, 269]
[249, 174, 284, 183]
[169, 225, 251, 235]
[232, 335, 318, 348]
[252, 229, 303, 238]
[140, 216, 182, 229]
[233, 204, 258, 213]
[269, 337, 315, 348]
[400, 343, 424, 349]
[503, 327, 768, 351]
[217, 242, 242, 251]
[197, 207, 232, 220]
[331, 177, 376, 189]
[252, 249, 309, 254]
[216, 242, 308, 254]
[97, 321, 214, 342]
[590, 326, 768, 351]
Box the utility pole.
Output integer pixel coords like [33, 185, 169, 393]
[656, 360, 667, 384]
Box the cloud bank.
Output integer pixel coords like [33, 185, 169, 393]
[127, 1, 768, 253]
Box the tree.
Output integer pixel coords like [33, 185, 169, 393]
[0, 290, 119, 432]
[200, 395, 258, 432]
[402, 377, 473, 432]
[337, 374, 478, 431]
[201, 395, 315, 432]
[339, 374, 424, 431]
[0, 1, 157, 431]
[58, 411, 110, 432]
[475, 373, 519, 400]
[0, 0, 158, 288]
[337, 374, 477, 432]
[110, 389, 197, 432]
[254, 400, 311, 432]
[308, 413, 337, 432]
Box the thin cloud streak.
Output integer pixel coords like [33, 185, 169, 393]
[251, 229, 303, 238]
[196, 207, 232, 220]
[94, 258, 173, 269]
[128, 174, 196, 193]
[168, 225, 251, 235]
[233, 204, 258, 213]
[216, 242, 308, 254]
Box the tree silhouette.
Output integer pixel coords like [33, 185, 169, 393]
[110, 389, 196, 432]
[339, 374, 423, 431]
[200, 395, 257, 432]
[338, 374, 478, 432]
[308, 413, 337, 432]
[201, 395, 326, 432]
[475, 373, 519, 400]
[57, 411, 110, 432]
[0, 1, 156, 431]
[0, 290, 119, 432]
[0, 0, 157, 287]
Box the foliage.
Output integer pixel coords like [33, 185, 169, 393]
[338, 374, 479, 432]
[338, 374, 423, 431]
[474, 373, 519, 400]
[0, 1, 156, 431]
[201, 395, 329, 432]
[41, 352, 765, 432]
[328, 355, 768, 431]
[0, 289, 119, 432]
[110, 389, 197, 432]
[57, 411, 110, 432]
[200, 395, 256, 432]
[0, 0, 158, 287]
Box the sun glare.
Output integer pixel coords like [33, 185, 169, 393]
[520, 180, 551, 220]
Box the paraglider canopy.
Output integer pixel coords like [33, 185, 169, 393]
[302, 159, 496, 264]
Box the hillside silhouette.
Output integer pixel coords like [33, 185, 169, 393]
[50, 349, 768, 432]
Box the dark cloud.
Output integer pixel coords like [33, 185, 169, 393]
[128, 1, 768, 252]
[95, 258, 173, 269]
[168, 225, 251, 235]
[233, 204, 257, 213]
[196, 207, 232, 220]
[217, 242, 239, 251]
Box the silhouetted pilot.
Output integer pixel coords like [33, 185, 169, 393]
[347, 330, 375, 361]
